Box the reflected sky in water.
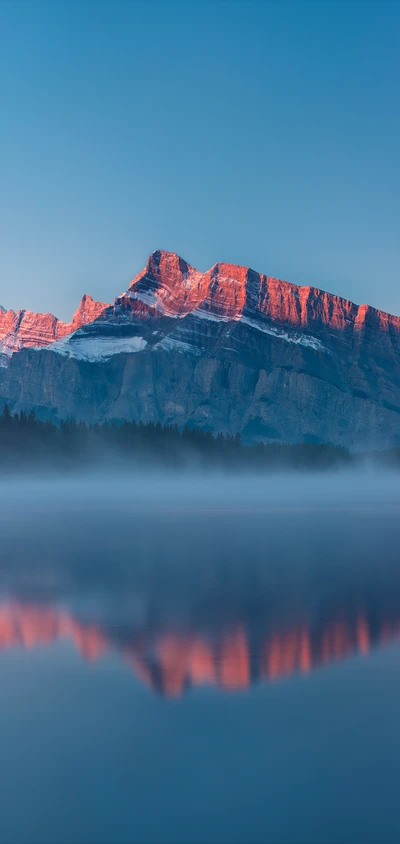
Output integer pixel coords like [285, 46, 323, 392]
[1, 474, 400, 843]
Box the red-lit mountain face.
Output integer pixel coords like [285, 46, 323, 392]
[1, 250, 400, 448]
[0, 295, 109, 362]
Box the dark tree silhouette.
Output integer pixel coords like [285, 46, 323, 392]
[0, 405, 354, 471]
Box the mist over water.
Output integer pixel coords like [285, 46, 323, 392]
[1, 469, 400, 844]
[1, 465, 399, 512]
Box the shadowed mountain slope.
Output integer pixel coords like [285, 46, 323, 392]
[1, 250, 400, 448]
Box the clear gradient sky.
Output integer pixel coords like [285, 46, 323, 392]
[1, 0, 399, 320]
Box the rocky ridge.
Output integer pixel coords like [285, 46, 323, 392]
[0, 294, 110, 366]
[1, 250, 400, 448]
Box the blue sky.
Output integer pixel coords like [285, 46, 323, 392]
[1, 0, 399, 319]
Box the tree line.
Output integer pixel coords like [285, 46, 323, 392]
[0, 404, 355, 471]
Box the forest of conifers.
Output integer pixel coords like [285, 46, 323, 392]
[0, 404, 395, 471]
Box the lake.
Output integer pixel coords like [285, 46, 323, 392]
[1, 472, 400, 844]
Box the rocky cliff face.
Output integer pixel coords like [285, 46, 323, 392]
[1, 249, 400, 448]
[0, 294, 110, 366]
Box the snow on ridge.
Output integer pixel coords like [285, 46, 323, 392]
[1, 295, 330, 365]
[190, 308, 329, 352]
[0, 334, 23, 358]
[125, 289, 159, 307]
[154, 336, 201, 355]
[192, 307, 232, 323]
[238, 315, 329, 352]
[121, 290, 332, 353]
[125, 289, 188, 318]
[42, 333, 147, 362]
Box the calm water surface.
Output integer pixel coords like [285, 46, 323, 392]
[1, 474, 400, 844]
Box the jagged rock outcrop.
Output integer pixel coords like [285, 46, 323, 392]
[0, 294, 110, 365]
[1, 249, 400, 448]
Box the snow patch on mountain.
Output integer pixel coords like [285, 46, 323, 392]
[154, 336, 201, 355]
[126, 288, 188, 318]
[192, 308, 232, 323]
[191, 309, 330, 352]
[44, 333, 147, 362]
[0, 338, 15, 358]
[238, 316, 331, 353]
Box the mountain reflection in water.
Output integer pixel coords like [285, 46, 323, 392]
[1, 597, 399, 696]
[2, 484, 400, 844]
[1, 492, 400, 699]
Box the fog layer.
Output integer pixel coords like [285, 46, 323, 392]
[0, 468, 399, 515]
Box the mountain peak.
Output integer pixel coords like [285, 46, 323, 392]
[3, 251, 400, 448]
[0, 294, 110, 361]
[144, 249, 194, 279]
[69, 294, 110, 331]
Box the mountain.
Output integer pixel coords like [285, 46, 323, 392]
[0, 294, 109, 365]
[1, 249, 400, 448]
